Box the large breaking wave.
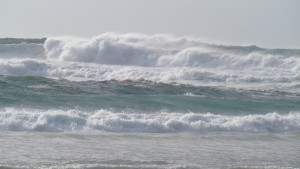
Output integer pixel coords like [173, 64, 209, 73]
[0, 108, 299, 133]
[0, 33, 300, 89]
[44, 33, 300, 69]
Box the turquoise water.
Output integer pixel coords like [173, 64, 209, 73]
[0, 75, 299, 114]
[0, 35, 299, 168]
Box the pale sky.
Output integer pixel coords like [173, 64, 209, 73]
[0, 0, 299, 48]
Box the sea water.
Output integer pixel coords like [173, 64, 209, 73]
[0, 33, 299, 168]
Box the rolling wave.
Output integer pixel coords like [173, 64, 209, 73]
[0, 33, 300, 89]
[1, 75, 299, 114]
[44, 33, 300, 69]
[0, 108, 299, 132]
[0, 59, 299, 90]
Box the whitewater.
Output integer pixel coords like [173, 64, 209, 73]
[0, 33, 299, 169]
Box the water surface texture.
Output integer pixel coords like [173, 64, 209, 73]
[0, 33, 299, 168]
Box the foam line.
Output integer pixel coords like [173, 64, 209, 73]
[0, 108, 299, 132]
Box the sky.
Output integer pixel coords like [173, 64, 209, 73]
[0, 0, 299, 48]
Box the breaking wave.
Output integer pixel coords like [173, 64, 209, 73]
[0, 108, 299, 133]
[1, 33, 300, 88]
[1, 33, 300, 69]
[0, 59, 299, 88]
[44, 33, 300, 69]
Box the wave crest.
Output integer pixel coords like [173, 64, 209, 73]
[0, 108, 299, 133]
[44, 33, 300, 70]
[1, 33, 300, 87]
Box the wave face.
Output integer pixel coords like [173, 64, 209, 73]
[1, 75, 299, 114]
[0, 33, 300, 133]
[0, 108, 299, 132]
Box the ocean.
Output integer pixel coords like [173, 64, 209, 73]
[0, 33, 299, 168]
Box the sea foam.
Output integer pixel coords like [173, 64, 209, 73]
[1, 33, 300, 88]
[44, 33, 300, 70]
[0, 58, 299, 90]
[0, 108, 299, 132]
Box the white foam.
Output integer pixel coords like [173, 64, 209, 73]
[1, 58, 299, 91]
[0, 59, 48, 76]
[1, 33, 300, 90]
[43, 33, 300, 70]
[0, 108, 299, 132]
[0, 33, 299, 71]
